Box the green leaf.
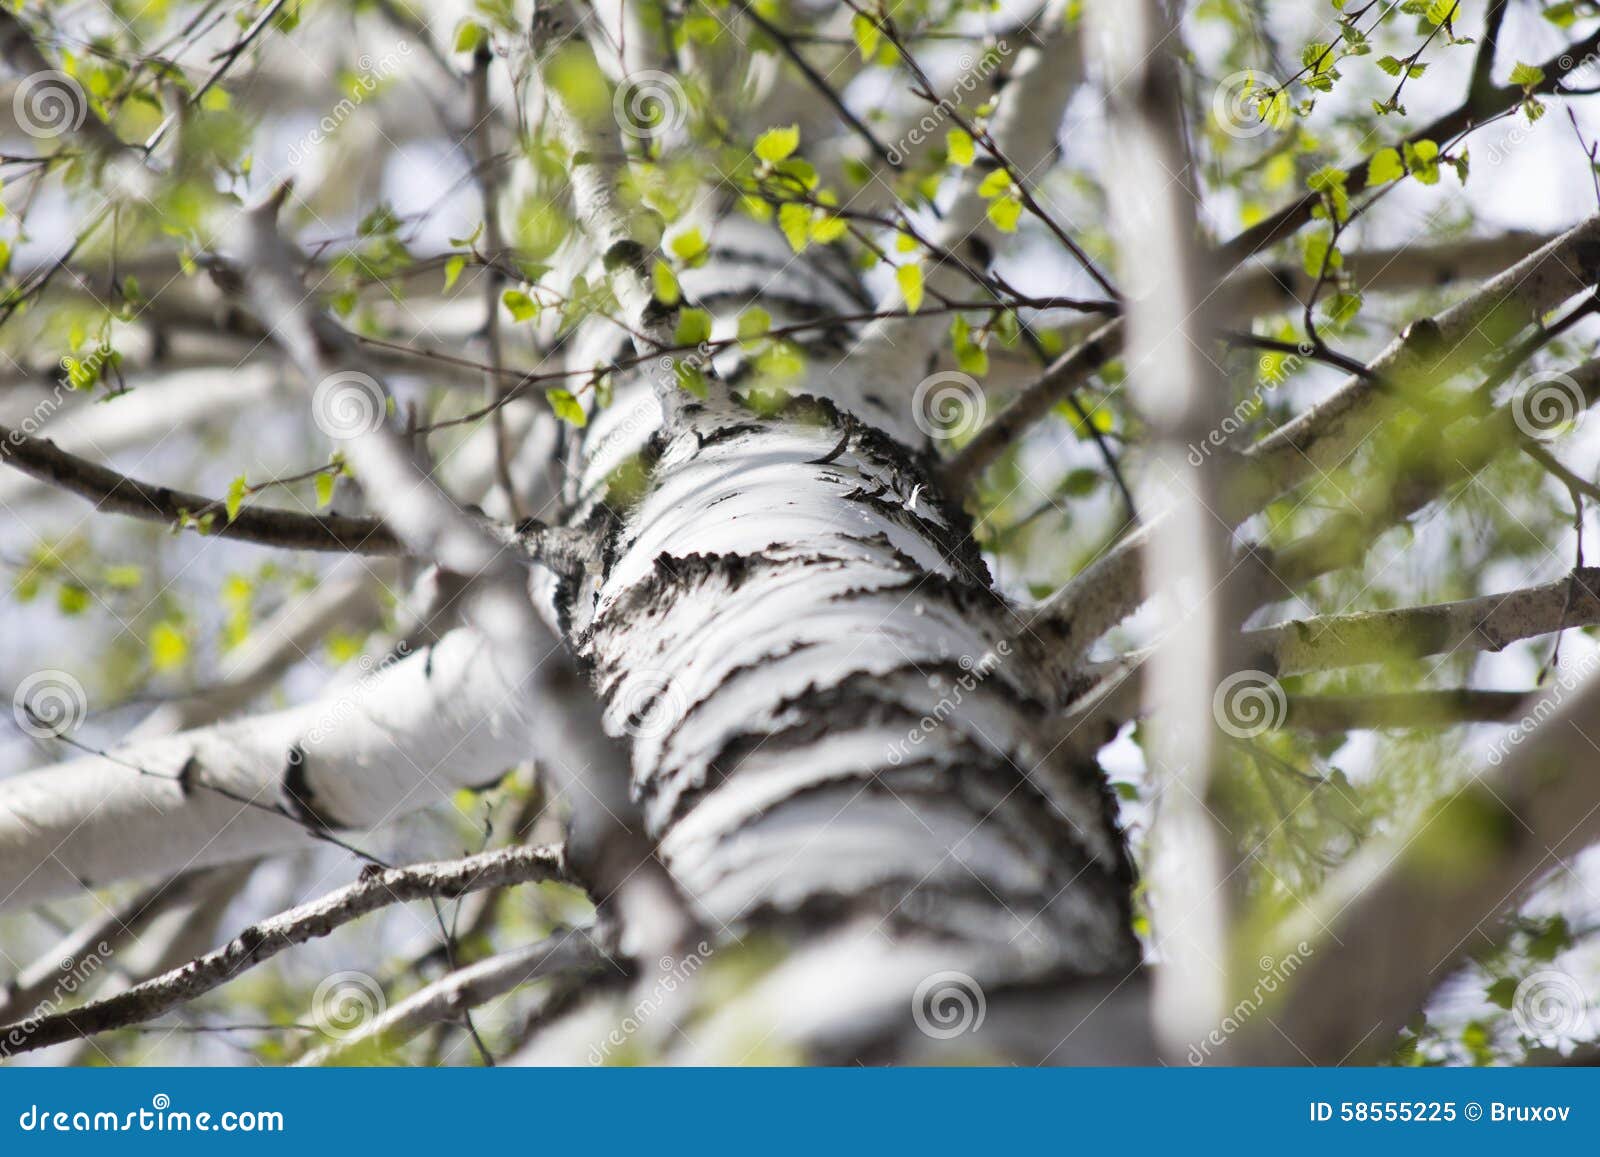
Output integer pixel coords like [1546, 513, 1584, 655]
[56, 584, 90, 616]
[737, 307, 771, 341]
[986, 195, 1022, 233]
[977, 167, 1013, 199]
[667, 227, 709, 266]
[454, 21, 485, 54]
[777, 202, 811, 253]
[946, 128, 975, 167]
[315, 471, 336, 508]
[809, 212, 849, 244]
[675, 361, 709, 399]
[547, 388, 588, 427]
[150, 621, 190, 673]
[675, 308, 712, 346]
[1365, 147, 1405, 186]
[225, 474, 247, 523]
[850, 13, 881, 61]
[1509, 61, 1546, 89]
[443, 254, 466, 291]
[1301, 42, 1333, 75]
[897, 264, 924, 313]
[653, 259, 680, 305]
[502, 289, 539, 322]
[1486, 977, 1518, 1011]
[754, 125, 801, 163]
[1424, 0, 1457, 28]
[1402, 138, 1440, 184]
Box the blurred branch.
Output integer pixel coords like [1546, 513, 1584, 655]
[1249, 569, 1600, 675]
[1089, 0, 1240, 1061]
[297, 927, 611, 1065]
[1242, 663, 1600, 1062]
[1283, 689, 1530, 732]
[1024, 217, 1600, 672]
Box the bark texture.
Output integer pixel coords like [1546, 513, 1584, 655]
[547, 222, 1138, 1059]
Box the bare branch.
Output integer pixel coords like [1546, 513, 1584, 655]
[0, 422, 404, 554]
[0, 845, 568, 1056]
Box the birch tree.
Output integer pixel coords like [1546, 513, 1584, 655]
[1, 0, 1599, 1067]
